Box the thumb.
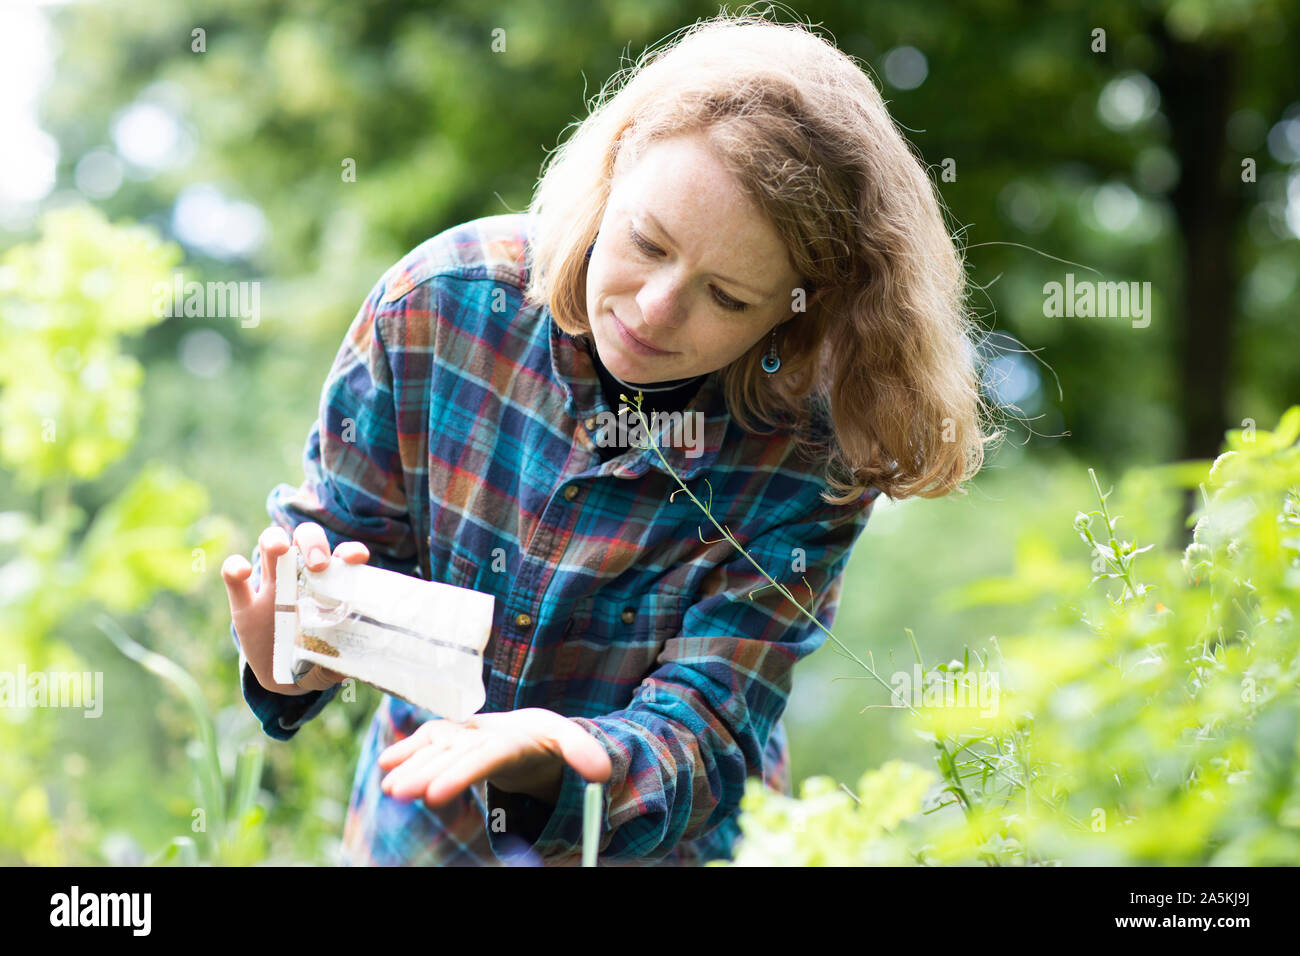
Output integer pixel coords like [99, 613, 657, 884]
[557, 720, 613, 784]
[297, 664, 345, 692]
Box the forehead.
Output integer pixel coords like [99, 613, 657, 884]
[612, 135, 796, 277]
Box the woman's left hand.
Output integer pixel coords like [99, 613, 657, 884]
[378, 708, 612, 809]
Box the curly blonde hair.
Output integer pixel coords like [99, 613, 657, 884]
[524, 9, 999, 504]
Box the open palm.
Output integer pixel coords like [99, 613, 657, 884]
[378, 707, 612, 809]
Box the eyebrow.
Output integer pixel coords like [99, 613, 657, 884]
[642, 210, 774, 300]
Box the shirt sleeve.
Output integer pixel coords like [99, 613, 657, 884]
[485, 485, 877, 864]
[233, 272, 423, 741]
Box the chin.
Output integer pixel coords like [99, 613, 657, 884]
[593, 306, 688, 381]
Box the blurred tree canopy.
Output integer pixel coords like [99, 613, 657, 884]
[32, 0, 1300, 486]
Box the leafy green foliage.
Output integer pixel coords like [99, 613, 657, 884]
[0, 206, 180, 485]
[0, 207, 237, 863]
[725, 407, 1300, 865]
[722, 761, 937, 866]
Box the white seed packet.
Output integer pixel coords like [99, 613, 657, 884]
[272, 546, 494, 721]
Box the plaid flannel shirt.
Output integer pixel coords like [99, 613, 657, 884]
[233, 213, 879, 865]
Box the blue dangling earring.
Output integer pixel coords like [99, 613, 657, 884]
[761, 325, 781, 374]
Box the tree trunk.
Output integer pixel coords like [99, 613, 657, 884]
[1151, 24, 1240, 534]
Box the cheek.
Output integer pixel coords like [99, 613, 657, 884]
[589, 257, 639, 314]
[712, 327, 763, 365]
[594, 251, 628, 284]
[584, 261, 608, 318]
[586, 251, 611, 295]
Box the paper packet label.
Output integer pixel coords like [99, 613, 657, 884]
[272, 546, 494, 721]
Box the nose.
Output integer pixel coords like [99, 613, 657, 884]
[634, 269, 688, 331]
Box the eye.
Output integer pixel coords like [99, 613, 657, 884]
[628, 226, 662, 257]
[629, 223, 750, 312]
[712, 288, 750, 312]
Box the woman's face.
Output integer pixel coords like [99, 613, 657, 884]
[584, 131, 807, 384]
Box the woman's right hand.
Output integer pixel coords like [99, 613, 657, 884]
[222, 522, 371, 696]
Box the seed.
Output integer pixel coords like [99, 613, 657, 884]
[301, 634, 340, 657]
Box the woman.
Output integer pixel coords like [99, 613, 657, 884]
[222, 13, 990, 866]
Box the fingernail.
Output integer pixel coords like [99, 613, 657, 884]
[308, 547, 327, 568]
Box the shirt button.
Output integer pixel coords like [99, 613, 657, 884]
[515, 613, 533, 628]
[564, 485, 579, 501]
[621, 608, 635, 624]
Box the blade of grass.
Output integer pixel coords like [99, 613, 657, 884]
[151, 835, 199, 867]
[229, 742, 264, 830]
[97, 615, 226, 826]
[187, 739, 223, 858]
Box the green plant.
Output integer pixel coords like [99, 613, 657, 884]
[909, 408, 1300, 865]
[719, 760, 937, 866]
[0, 206, 230, 863]
[625, 392, 1300, 865]
[97, 616, 269, 865]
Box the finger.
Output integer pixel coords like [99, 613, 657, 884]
[257, 526, 292, 595]
[297, 664, 344, 693]
[377, 720, 450, 769]
[381, 742, 458, 800]
[221, 554, 255, 614]
[554, 720, 613, 784]
[380, 734, 492, 807]
[378, 720, 459, 771]
[333, 541, 370, 565]
[384, 731, 489, 801]
[378, 723, 436, 770]
[419, 736, 507, 809]
[293, 522, 332, 571]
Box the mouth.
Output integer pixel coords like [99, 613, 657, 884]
[612, 310, 674, 355]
